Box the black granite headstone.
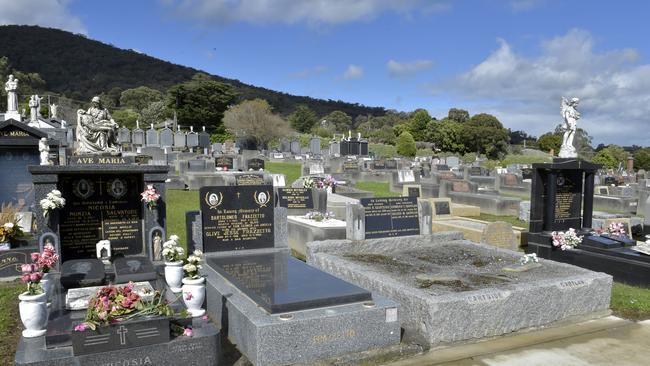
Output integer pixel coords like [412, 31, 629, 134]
[0, 247, 36, 277]
[60, 258, 105, 288]
[407, 186, 421, 197]
[360, 197, 420, 239]
[200, 185, 274, 252]
[276, 188, 314, 209]
[385, 160, 398, 170]
[58, 174, 144, 260]
[247, 158, 265, 170]
[207, 251, 371, 313]
[434, 201, 451, 216]
[215, 156, 234, 170]
[373, 160, 386, 170]
[72, 317, 170, 355]
[112, 256, 157, 283]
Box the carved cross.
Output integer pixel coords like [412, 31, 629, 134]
[117, 325, 128, 345]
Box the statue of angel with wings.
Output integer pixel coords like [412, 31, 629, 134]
[559, 97, 580, 158]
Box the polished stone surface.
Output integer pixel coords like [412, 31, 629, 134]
[113, 256, 157, 283]
[207, 251, 371, 313]
[59, 258, 105, 289]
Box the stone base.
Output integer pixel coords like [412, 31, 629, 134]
[306, 233, 612, 346]
[431, 218, 526, 248]
[203, 250, 400, 366]
[451, 203, 480, 217]
[287, 216, 346, 257]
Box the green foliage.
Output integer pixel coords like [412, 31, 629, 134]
[167, 73, 237, 133]
[0, 26, 386, 119]
[298, 134, 328, 149]
[499, 154, 552, 166]
[428, 119, 466, 154]
[210, 130, 235, 143]
[416, 148, 433, 157]
[468, 113, 503, 128]
[592, 145, 628, 169]
[373, 125, 397, 144]
[312, 126, 331, 138]
[289, 105, 317, 133]
[224, 99, 290, 149]
[538, 132, 562, 154]
[120, 86, 163, 114]
[634, 148, 650, 171]
[112, 108, 140, 129]
[369, 143, 397, 158]
[461, 152, 477, 164]
[407, 109, 432, 141]
[447, 108, 469, 123]
[322, 110, 352, 133]
[140, 100, 169, 125]
[396, 131, 417, 157]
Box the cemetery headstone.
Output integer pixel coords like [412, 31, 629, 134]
[309, 137, 321, 155]
[215, 156, 234, 170]
[118, 127, 131, 144]
[290, 140, 301, 155]
[360, 197, 420, 239]
[145, 125, 159, 146]
[480, 222, 518, 251]
[160, 128, 173, 148]
[247, 157, 265, 170]
[187, 128, 199, 150]
[132, 128, 145, 146]
[276, 187, 314, 209]
[174, 130, 186, 149]
[430, 198, 453, 220]
[402, 184, 422, 198]
[343, 160, 359, 171]
[235, 173, 265, 186]
[200, 185, 274, 252]
[112, 256, 157, 283]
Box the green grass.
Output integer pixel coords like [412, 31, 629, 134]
[0, 280, 25, 365]
[477, 213, 527, 229]
[265, 161, 302, 186]
[611, 283, 650, 320]
[166, 190, 199, 249]
[354, 181, 395, 198]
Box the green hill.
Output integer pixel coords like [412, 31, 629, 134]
[0, 25, 385, 118]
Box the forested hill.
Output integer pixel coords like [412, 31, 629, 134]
[0, 25, 385, 118]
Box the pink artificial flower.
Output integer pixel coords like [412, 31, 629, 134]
[29, 272, 42, 282]
[202, 315, 209, 321]
[183, 327, 193, 337]
[31, 253, 40, 262]
[21, 274, 30, 283]
[21, 264, 33, 273]
[184, 292, 193, 301]
[74, 323, 87, 332]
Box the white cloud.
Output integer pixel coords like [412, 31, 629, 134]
[437, 28, 650, 145]
[387, 59, 433, 77]
[162, 0, 447, 26]
[341, 64, 364, 80]
[289, 65, 328, 79]
[0, 0, 86, 34]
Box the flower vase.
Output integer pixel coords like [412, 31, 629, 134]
[326, 186, 333, 195]
[19, 292, 48, 337]
[40, 273, 53, 307]
[164, 261, 184, 293]
[182, 277, 206, 317]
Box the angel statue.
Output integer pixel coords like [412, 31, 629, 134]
[558, 97, 580, 158]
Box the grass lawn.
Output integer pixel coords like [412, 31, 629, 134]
[477, 213, 528, 229]
[354, 181, 396, 198]
[611, 283, 650, 321]
[0, 280, 26, 365]
[265, 161, 302, 186]
[166, 189, 199, 250]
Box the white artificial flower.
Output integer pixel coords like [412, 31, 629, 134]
[183, 264, 196, 273]
[169, 234, 180, 242]
[4, 222, 14, 229]
[193, 249, 203, 257]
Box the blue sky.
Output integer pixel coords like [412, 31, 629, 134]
[2, 0, 650, 145]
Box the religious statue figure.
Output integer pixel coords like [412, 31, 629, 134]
[76, 96, 119, 154]
[29, 95, 40, 123]
[4, 75, 18, 113]
[50, 104, 58, 119]
[559, 97, 580, 158]
[153, 232, 162, 261]
[38, 137, 52, 165]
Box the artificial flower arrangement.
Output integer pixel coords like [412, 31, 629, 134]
[303, 175, 337, 190]
[0, 220, 23, 243]
[551, 228, 583, 251]
[183, 250, 204, 280]
[33, 243, 59, 273]
[162, 235, 185, 262]
[304, 210, 336, 222]
[20, 263, 44, 295]
[519, 253, 538, 266]
[39, 189, 65, 217]
[140, 184, 160, 210]
[606, 222, 627, 237]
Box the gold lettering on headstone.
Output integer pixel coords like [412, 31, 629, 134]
[0, 130, 29, 137]
[311, 329, 356, 344]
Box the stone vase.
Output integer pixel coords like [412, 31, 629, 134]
[164, 261, 183, 293]
[19, 292, 48, 337]
[40, 273, 53, 306]
[181, 277, 206, 317]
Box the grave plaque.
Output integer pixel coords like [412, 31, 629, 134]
[60, 258, 106, 288]
[236, 173, 265, 186]
[0, 249, 33, 277]
[597, 186, 609, 195]
[200, 185, 274, 252]
[405, 186, 421, 197]
[343, 161, 359, 171]
[385, 160, 398, 170]
[548, 172, 583, 230]
[452, 181, 471, 193]
[215, 156, 234, 170]
[470, 167, 483, 176]
[247, 158, 265, 170]
[431, 198, 452, 219]
[160, 128, 173, 148]
[113, 256, 157, 283]
[58, 174, 143, 260]
[373, 160, 386, 170]
[277, 188, 314, 209]
[361, 197, 420, 239]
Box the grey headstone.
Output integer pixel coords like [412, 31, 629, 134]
[146, 128, 159, 146]
[290, 140, 301, 155]
[160, 128, 173, 148]
[118, 127, 131, 144]
[174, 131, 186, 148]
[199, 131, 210, 149]
[480, 221, 518, 251]
[309, 137, 321, 155]
[187, 132, 199, 148]
[132, 129, 145, 145]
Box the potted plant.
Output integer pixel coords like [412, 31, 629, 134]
[18, 263, 47, 337]
[0, 203, 24, 250]
[32, 243, 59, 304]
[182, 250, 205, 317]
[162, 235, 185, 293]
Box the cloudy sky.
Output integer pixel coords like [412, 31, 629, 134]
[2, 0, 650, 145]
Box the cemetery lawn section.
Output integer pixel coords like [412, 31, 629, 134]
[611, 283, 650, 320]
[167, 189, 199, 249]
[0, 280, 23, 365]
[265, 162, 302, 186]
[355, 181, 394, 197]
[478, 213, 527, 229]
